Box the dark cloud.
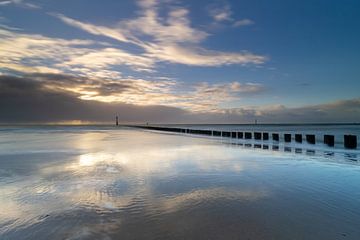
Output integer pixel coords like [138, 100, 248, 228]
[26, 73, 134, 96]
[0, 75, 187, 123]
[1, 75, 359, 124]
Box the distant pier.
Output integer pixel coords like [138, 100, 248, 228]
[129, 125, 358, 149]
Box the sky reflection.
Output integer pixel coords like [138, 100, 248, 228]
[1, 127, 360, 239]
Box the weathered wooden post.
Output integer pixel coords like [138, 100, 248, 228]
[344, 135, 357, 149]
[254, 132, 261, 140]
[306, 134, 316, 144]
[213, 131, 221, 137]
[262, 132, 269, 140]
[222, 131, 231, 137]
[324, 135, 335, 147]
[284, 134, 291, 142]
[295, 134, 302, 143]
[272, 133, 279, 141]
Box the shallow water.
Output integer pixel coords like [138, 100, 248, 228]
[1, 126, 360, 239]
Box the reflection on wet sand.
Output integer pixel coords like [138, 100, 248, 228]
[1, 127, 360, 239]
[227, 141, 359, 164]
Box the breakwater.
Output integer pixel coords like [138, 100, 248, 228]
[131, 125, 358, 149]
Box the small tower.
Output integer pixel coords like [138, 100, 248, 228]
[116, 116, 119, 126]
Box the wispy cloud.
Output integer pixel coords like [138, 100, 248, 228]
[143, 45, 265, 66]
[61, 48, 155, 73]
[0, 27, 156, 77]
[208, 1, 254, 28]
[174, 82, 265, 112]
[208, 3, 233, 22]
[233, 19, 254, 27]
[0, 28, 95, 74]
[52, 13, 133, 44]
[53, 0, 266, 67]
[0, 0, 266, 114]
[30, 72, 264, 112]
[0, 0, 39, 9]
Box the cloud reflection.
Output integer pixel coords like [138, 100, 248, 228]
[0, 129, 268, 237]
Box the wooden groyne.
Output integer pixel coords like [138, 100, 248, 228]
[131, 125, 358, 149]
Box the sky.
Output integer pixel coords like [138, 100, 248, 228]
[0, 0, 360, 124]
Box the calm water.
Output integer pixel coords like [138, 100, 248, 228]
[1, 126, 360, 239]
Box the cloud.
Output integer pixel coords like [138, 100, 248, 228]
[53, 0, 266, 67]
[24, 72, 264, 112]
[223, 99, 360, 123]
[24, 72, 177, 105]
[208, 3, 233, 22]
[0, 75, 187, 123]
[0, 28, 155, 77]
[207, 2, 254, 28]
[53, 13, 133, 44]
[0, 71, 265, 115]
[61, 47, 155, 73]
[1, 74, 359, 123]
[0, 0, 39, 8]
[0, 22, 265, 113]
[143, 45, 265, 66]
[233, 19, 254, 27]
[178, 82, 265, 112]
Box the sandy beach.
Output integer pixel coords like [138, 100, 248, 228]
[0, 126, 359, 239]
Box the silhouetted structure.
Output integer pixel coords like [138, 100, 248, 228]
[272, 133, 279, 141]
[131, 125, 358, 149]
[245, 132, 252, 139]
[324, 135, 335, 147]
[116, 116, 119, 126]
[262, 132, 269, 140]
[295, 134, 302, 143]
[284, 134, 291, 142]
[254, 132, 261, 140]
[344, 135, 357, 149]
[306, 134, 316, 144]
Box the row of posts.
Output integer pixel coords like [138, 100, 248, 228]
[135, 126, 358, 149]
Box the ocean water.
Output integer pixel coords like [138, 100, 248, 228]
[0, 126, 360, 239]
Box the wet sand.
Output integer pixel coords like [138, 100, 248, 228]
[0, 126, 360, 239]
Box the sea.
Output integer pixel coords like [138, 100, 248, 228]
[0, 124, 360, 239]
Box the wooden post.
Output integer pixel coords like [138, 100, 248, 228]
[306, 134, 316, 144]
[213, 131, 221, 137]
[284, 134, 291, 142]
[116, 116, 119, 126]
[254, 132, 261, 140]
[222, 131, 231, 137]
[262, 132, 269, 140]
[324, 135, 335, 147]
[344, 135, 357, 149]
[295, 134, 302, 143]
[272, 133, 279, 141]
